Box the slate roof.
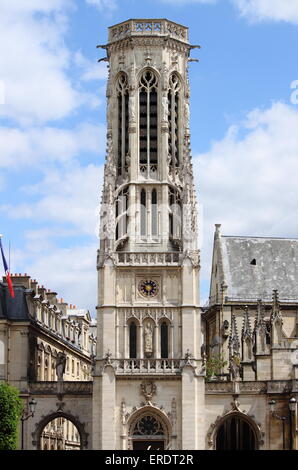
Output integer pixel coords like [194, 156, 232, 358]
[0, 282, 30, 321]
[221, 236, 298, 301]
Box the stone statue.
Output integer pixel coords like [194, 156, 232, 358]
[56, 351, 66, 381]
[129, 95, 135, 122]
[161, 94, 168, 122]
[229, 353, 241, 381]
[144, 323, 153, 357]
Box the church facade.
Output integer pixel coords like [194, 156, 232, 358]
[0, 18, 298, 451]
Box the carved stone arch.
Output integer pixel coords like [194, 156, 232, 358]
[32, 411, 88, 450]
[127, 404, 172, 450]
[168, 71, 183, 89]
[137, 66, 161, 83]
[114, 70, 129, 90]
[158, 315, 172, 326]
[142, 314, 157, 327]
[127, 315, 141, 326]
[207, 408, 264, 450]
[115, 182, 129, 198]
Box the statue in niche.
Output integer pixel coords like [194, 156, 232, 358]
[129, 95, 136, 122]
[56, 351, 67, 382]
[144, 322, 153, 357]
[161, 93, 168, 122]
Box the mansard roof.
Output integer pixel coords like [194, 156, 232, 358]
[210, 226, 298, 303]
[0, 283, 30, 321]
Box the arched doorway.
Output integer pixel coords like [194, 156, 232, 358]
[34, 412, 87, 450]
[215, 414, 257, 450]
[129, 411, 170, 450]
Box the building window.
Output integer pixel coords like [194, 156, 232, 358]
[169, 188, 182, 240]
[151, 189, 158, 236]
[115, 186, 129, 243]
[116, 73, 129, 176]
[168, 73, 181, 167]
[139, 70, 158, 178]
[160, 322, 169, 359]
[129, 322, 137, 358]
[140, 189, 147, 237]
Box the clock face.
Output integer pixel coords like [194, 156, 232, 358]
[138, 280, 158, 298]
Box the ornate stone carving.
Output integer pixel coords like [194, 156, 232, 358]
[144, 322, 154, 357]
[140, 381, 157, 404]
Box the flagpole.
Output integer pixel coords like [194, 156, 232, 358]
[9, 240, 10, 273]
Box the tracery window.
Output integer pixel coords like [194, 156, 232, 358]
[117, 73, 129, 176]
[132, 415, 165, 436]
[168, 73, 181, 167]
[139, 70, 158, 178]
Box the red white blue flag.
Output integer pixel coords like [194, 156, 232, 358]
[0, 237, 14, 298]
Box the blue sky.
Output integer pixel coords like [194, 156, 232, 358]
[1, 0, 298, 313]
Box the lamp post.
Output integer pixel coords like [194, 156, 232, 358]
[269, 397, 296, 450]
[21, 398, 37, 450]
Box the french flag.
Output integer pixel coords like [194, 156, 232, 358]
[0, 237, 14, 298]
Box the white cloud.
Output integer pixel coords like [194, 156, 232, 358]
[74, 51, 108, 82]
[195, 102, 298, 296]
[0, 123, 105, 168]
[1, 164, 104, 236]
[14, 241, 98, 314]
[232, 0, 298, 24]
[161, 0, 215, 3]
[85, 0, 117, 10]
[0, 0, 102, 124]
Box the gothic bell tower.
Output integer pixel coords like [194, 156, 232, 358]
[92, 19, 205, 450]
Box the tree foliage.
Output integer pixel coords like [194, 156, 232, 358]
[205, 354, 228, 381]
[0, 382, 23, 450]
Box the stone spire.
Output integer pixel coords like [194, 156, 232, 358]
[241, 306, 253, 361]
[254, 299, 267, 354]
[229, 314, 241, 380]
[271, 289, 283, 345]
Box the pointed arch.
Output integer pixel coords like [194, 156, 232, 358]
[138, 68, 159, 178]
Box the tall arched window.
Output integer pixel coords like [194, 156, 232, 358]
[140, 189, 147, 237]
[160, 322, 169, 359]
[168, 74, 181, 167]
[115, 186, 129, 243]
[169, 188, 182, 241]
[129, 322, 137, 358]
[151, 189, 158, 236]
[139, 70, 158, 178]
[117, 73, 129, 176]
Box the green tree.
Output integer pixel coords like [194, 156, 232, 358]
[0, 382, 23, 450]
[205, 354, 228, 381]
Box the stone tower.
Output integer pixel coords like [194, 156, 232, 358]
[92, 19, 205, 450]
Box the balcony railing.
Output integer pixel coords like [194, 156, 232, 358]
[108, 19, 189, 44]
[116, 252, 180, 266]
[114, 358, 182, 375]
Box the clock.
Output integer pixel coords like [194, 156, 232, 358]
[138, 279, 158, 298]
